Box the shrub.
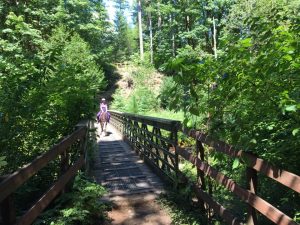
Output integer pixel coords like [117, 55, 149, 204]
[34, 173, 108, 225]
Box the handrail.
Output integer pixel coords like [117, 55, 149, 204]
[109, 110, 181, 132]
[0, 120, 89, 225]
[186, 129, 300, 193]
[109, 111, 300, 225]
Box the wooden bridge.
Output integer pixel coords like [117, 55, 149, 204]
[0, 111, 299, 225]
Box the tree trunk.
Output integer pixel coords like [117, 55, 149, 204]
[213, 16, 217, 59]
[148, 11, 153, 64]
[138, 0, 144, 60]
[170, 14, 175, 56]
[157, 2, 162, 29]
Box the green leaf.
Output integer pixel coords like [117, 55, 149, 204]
[285, 105, 297, 112]
[186, 120, 193, 128]
[239, 38, 252, 48]
[190, 88, 198, 98]
[283, 55, 292, 61]
[189, 106, 200, 116]
[232, 158, 240, 170]
[0, 156, 7, 168]
[292, 128, 299, 136]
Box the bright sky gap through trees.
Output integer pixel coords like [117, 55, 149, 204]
[104, 0, 134, 25]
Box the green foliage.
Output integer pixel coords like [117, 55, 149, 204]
[110, 89, 127, 111]
[0, 156, 7, 175]
[111, 0, 137, 62]
[0, 0, 108, 173]
[34, 173, 108, 225]
[143, 110, 184, 121]
[159, 76, 184, 110]
[164, 2, 300, 223]
[111, 65, 158, 114]
[127, 95, 138, 113]
[158, 190, 218, 225]
[179, 161, 197, 183]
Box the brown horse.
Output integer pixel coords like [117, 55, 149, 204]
[99, 111, 108, 135]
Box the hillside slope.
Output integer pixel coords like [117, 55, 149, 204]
[110, 63, 164, 113]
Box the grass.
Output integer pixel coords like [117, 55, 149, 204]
[143, 110, 184, 122]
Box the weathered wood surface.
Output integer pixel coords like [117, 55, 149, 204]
[92, 123, 165, 197]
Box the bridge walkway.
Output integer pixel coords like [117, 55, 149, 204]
[91, 123, 172, 225]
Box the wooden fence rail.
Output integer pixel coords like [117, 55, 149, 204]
[0, 120, 90, 225]
[109, 110, 300, 225]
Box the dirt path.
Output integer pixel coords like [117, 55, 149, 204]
[107, 194, 171, 225]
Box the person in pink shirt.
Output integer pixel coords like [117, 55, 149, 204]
[97, 98, 110, 122]
[100, 98, 108, 113]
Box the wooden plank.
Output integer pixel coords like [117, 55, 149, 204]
[187, 129, 300, 193]
[17, 156, 84, 225]
[103, 175, 146, 181]
[0, 127, 86, 202]
[176, 147, 298, 225]
[246, 167, 258, 225]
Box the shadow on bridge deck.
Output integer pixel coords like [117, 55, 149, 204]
[92, 123, 166, 198]
[91, 123, 172, 224]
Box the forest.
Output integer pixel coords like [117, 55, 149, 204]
[0, 0, 299, 224]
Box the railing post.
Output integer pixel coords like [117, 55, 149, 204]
[60, 149, 70, 194]
[1, 194, 16, 225]
[83, 120, 91, 173]
[0, 176, 16, 225]
[246, 162, 258, 225]
[172, 122, 179, 183]
[196, 140, 206, 213]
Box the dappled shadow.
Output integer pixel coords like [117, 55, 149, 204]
[104, 131, 112, 136]
[92, 123, 165, 197]
[108, 194, 172, 225]
[92, 123, 170, 224]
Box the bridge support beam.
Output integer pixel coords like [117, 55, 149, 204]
[0, 175, 16, 225]
[246, 166, 258, 225]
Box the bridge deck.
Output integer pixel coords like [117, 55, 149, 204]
[91, 123, 172, 224]
[92, 123, 165, 197]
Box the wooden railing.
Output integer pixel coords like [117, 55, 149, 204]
[0, 120, 90, 225]
[110, 110, 180, 182]
[109, 110, 300, 225]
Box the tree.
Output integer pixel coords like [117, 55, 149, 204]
[112, 0, 136, 61]
[137, 0, 144, 60]
[0, 0, 108, 172]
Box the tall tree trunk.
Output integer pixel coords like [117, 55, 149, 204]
[212, 16, 217, 59]
[170, 14, 175, 56]
[157, 1, 162, 29]
[138, 0, 144, 60]
[148, 11, 153, 64]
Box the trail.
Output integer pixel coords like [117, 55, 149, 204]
[93, 123, 172, 225]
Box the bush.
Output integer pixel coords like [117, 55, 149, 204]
[34, 173, 108, 225]
[159, 76, 184, 110]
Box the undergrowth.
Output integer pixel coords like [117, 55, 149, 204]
[158, 187, 227, 225]
[34, 173, 109, 225]
[157, 189, 208, 225]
